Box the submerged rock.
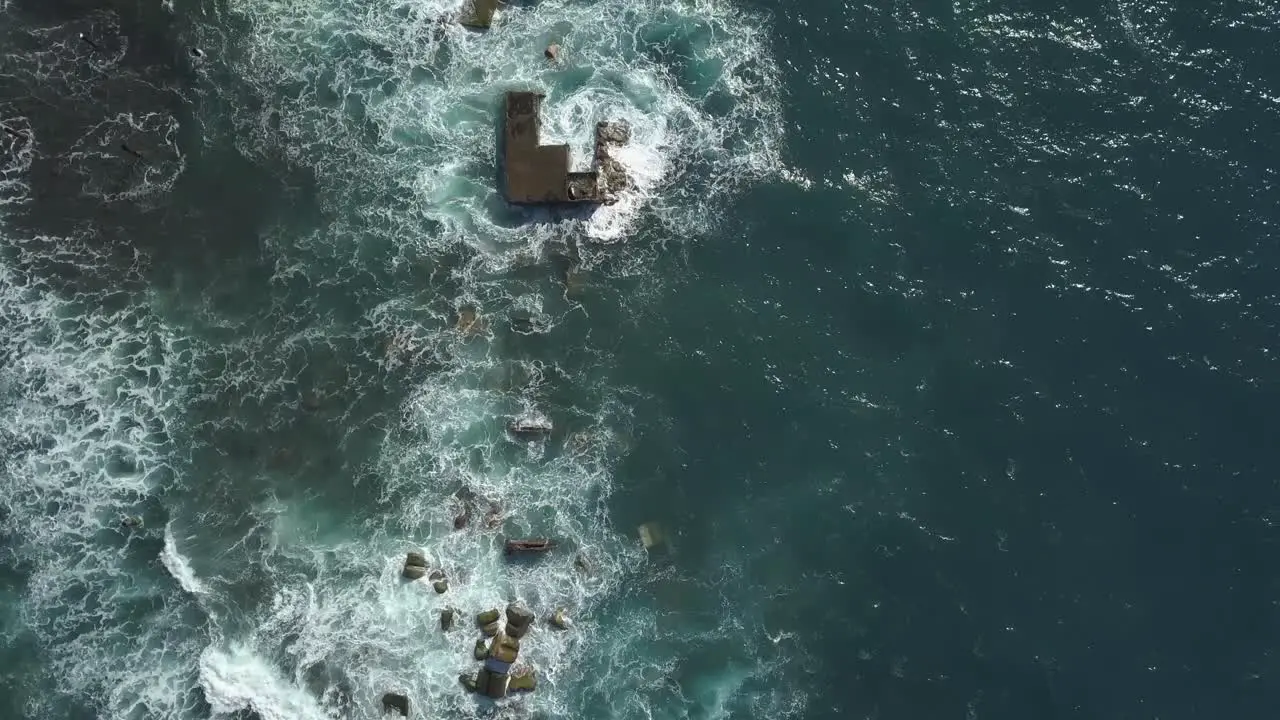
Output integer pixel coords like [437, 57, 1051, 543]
[433, 579, 449, 594]
[549, 608, 572, 630]
[440, 607, 456, 631]
[120, 515, 143, 530]
[507, 418, 552, 440]
[545, 43, 560, 61]
[459, 672, 478, 693]
[382, 692, 410, 717]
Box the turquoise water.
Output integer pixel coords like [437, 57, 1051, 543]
[3, 0, 1280, 719]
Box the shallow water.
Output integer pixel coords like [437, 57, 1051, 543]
[3, 0, 1280, 719]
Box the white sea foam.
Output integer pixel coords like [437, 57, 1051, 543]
[163, 523, 211, 596]
[200, 645, 333, 720]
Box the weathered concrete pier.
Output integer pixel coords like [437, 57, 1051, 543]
[502, 91, 630, 205]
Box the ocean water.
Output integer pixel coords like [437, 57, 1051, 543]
[1, 0, 1278, 718]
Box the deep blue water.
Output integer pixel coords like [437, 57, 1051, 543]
[2, 0, 1279, 719]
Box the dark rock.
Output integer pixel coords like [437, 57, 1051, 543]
[433, 579, 449, 594]
[382, 692, 410, 717]
[476, 609, 501, 626]
[483, 668, 510, 699]
[402, 565, 427, 580]
[453, 507, 472, 530]
[573, 553, 592, 574]
[506, 603, 535, 629]
[481, 620, 502, 637]
[120, 515, 143, 530]
[474, 638, 489, 661]
[440, 608, 456, 631]
[405, 552, 428, 568]
[429, 569, 445, 581]
[545, 44, 560, 61]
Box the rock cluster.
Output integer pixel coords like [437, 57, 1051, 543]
[461, 602, 544, 698]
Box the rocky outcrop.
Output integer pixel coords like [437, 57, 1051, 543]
[402, 552, 428, 580]
[594, 121, 632, 205]
[382, 692, 410, 717]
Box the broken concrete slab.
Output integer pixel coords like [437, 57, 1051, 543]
[502, 91, 631, 206]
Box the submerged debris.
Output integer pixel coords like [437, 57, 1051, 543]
[504, 538, 555, 556]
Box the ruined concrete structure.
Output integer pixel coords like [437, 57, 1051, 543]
[502, 91, 630, 205]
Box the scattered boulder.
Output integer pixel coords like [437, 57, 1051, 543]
[545, 43, 560, 61]
[429, 569, 445, 581]
[481, 620, 502, 637]
[476, 609, 501, 626]
[381, 692, 410, 717]
[549, 608, 572, 630]
[482, 668, 510, 699]
[402, 552, 429, 580]
[433, 579, 449, 594]
[440, 608, 456, 631]
[452, 507, 472, 530]
[509, 668, 536, 693]
[458, 672, 478, 693]
[120, 515, 143, 530]
[506, 603, 535, 629]
[473, 638, 489, 661]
